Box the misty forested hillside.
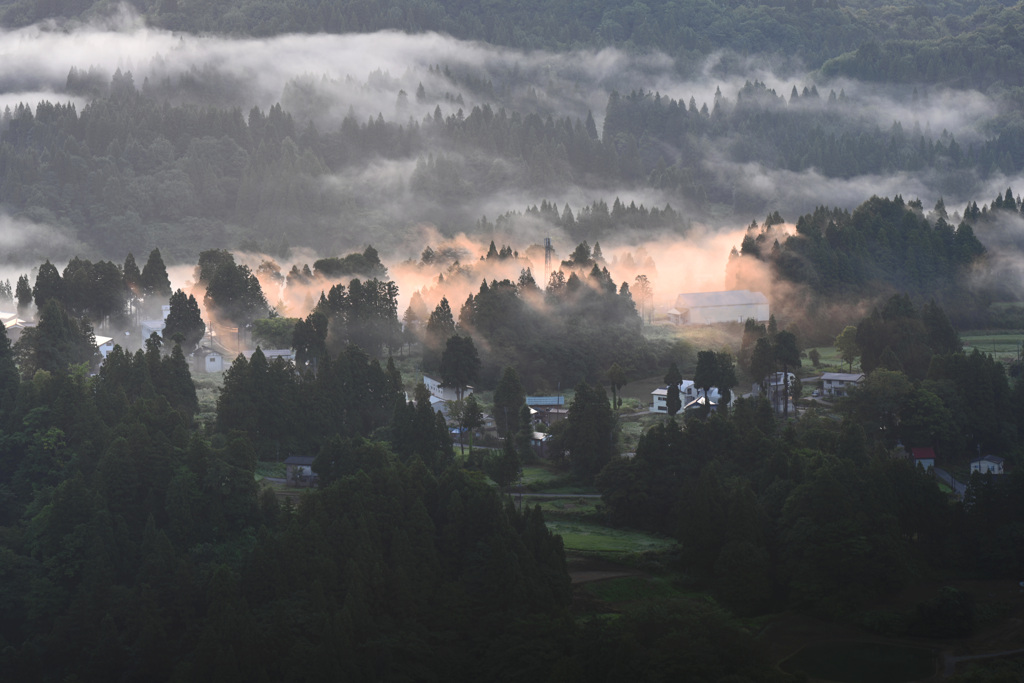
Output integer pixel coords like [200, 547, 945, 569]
[2, 62, 1024, 263]
[3, 0, 1023, 82]
[6, 2, 1024, 681]
[1, 1, 1024, 271]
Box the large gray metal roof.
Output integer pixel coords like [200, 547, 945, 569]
[674, 290, 768, 309]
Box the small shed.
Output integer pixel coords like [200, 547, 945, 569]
[970, 455, 1005, 475]
[192, 346, 224, 373]
[911, 447, 936, 471]
[284, 456, 318, 488]
[530, 431, 551, 458]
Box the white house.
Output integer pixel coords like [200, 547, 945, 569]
[2, 314, 35, 344]
[667, 290, 769, 325]
[423, 375, 472, 402]
[651, 380, 730, 413]
[94, 335, 116, 358]
[821, 372, 864, 398]
[970, 455, 1005, 475]
[751, 371, 796, 413]
[429, 394, 450, 419]
[912, 447, 936, 471]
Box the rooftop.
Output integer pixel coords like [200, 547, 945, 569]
[674, 290, 768, 309]
[526, 396, 565, 406]
[911, 447, 936, 460]
[821, 372, 865, 382]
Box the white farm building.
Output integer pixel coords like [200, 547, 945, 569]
[667, 290, 769, 325]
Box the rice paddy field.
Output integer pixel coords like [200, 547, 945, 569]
[960, 331, 1024, 364]
[544, 519, 679, 554]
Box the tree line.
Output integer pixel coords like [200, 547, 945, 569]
[1, 0, 1008, 83]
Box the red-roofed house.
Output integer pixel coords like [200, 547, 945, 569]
[912, 447, 935, 471]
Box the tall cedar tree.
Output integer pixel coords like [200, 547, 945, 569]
[493, 366, 526, 437]
[773, 331, 801, 418]
[0, 321, 18, 417]
[33, 260, 64, 310]
[15, 274, 32, 315]
[664, 361, 682, 416]
[13, 299, 96, 376]
[694, 350, 719, 405]
[141, 248, 172, 299]
[565, 381, 615, 480]
[163, 290, 206, 352]
[439, 334, 480, 400]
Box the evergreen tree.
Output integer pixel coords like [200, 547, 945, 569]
[13, 299, 97, 376]
[426, 297, 456, 341]
[123, 252, 142, 296]
[694, 350, 719, 405]
[773, 331, 801, 419]
[493, 366, 526, 437]
[439, 334, 480, 400]
[204, 261, 268, 327]
[292, 311, 328, 374]
[15, 274, 32, 316]
[716, 352, 738, 408]
[565, 382, 615, 480]
[163, 343, 199, 416]
[0, 320, 18, 416]
[608, 362, 626, 409]
[163, 289, 206, 353]
[141, 248, 172, 300]
[664, 361, 682, 416]
[33, 260, 64, 310]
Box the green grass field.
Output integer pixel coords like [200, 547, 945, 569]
[961, 331, 1024, 363]
[805, 344, 857, 372]
[582, 576, 687, 604]
[256, 461, 286, 479]
[520, 465, 563, 486]
[531, 497, 601, 519]
[545, 520, 678, 553]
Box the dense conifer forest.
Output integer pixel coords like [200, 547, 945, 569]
[4, 1, 1024, 681]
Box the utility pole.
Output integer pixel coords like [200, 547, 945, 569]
[544, 237, 553, 280]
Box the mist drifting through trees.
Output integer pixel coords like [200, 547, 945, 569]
[4, 2, 1024, 682]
